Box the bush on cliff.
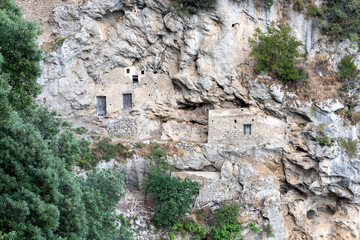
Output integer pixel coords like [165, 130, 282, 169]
[170, 0, 217, 15]
[144, 146, 199, 227]
[249, 24, 307, 84]
[320, 0, 360, 40]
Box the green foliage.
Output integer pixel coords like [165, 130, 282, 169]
[171, 220, 208, 239]
[338, 138, 358, 158]
[249, 24, 306, 84]
[169, 231, 176, 240]
[212, 224, 243, 240]
[264, 0, 274, 8]
[315, 135, 332, 147]
[135, 142, 144, 148]
[293, 0, 305, 12]
[306, 4, 323, 17]
[320, 0, 360, 40]
[92, 138, 133, 164]
[338, 54, 357, 81]
[80, 167, 132, 240]
[144, 172, 199, 226]
[0, 0, 43, 110]
[170, 0, 216, 15]
[0, 1, 132, 238]
[212, 203, 242, 240]
[147, 144, 173, 175]
[247, 222, 261, 232]
[61, 120, 73, 128]
[262, 224, 274, 237]
[72, 126, 88, 135]
[214, 203, 240, 226]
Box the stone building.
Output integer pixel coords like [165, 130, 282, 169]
[208, 108, 286, 147]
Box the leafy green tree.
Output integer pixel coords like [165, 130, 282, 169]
[0, 1, 132, 239]
[338, 54, 357, 81]
[145, 172, 199, 227]
[249, 24, 306, 84]
[0, 0, 43, 110]
[321, 0, 360, 40]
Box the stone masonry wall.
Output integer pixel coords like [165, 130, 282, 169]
[208, 108, 286, 147]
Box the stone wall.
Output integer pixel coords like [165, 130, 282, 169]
[208, 108, 286, 147]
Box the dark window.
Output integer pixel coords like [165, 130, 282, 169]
[123, 94, 132, 109]
[141, 70, 145, 75]
[132, 75, 139, 84]
[96, 96, 106, 116]
[126, 69, 130, 73]
[244, 124, 251, 136]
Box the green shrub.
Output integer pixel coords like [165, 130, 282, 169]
[320, 0, 360, 40]
[338, 54, 357, 81]
[306, 4, 323, 17]
[262, 224, 274, 237]
[214, 203, 240, 226]
[171, 220, 208, 239]
[145, 172, 199, 227]
[249, 24, 306, 84]
[211, 203, 242, 240]
[338, 138, 358, 158]
[72, 126, 88, 135]
[170, 0, 216, 15]
[80, 167, 133, 240]
[315, 135, 332, 147]
[212, 223, 242, 240]
[92, 138, 133, 164]
[293, 0, 305, 12]
[264, 0, 274, 8]
[247, 222, 261, 232]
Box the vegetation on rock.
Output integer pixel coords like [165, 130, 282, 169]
[212, 203, 243, 240]
[170, 0, 216, 15]
[144, 147, 199, 227]
[320, 0, 360, 40]
[249, 24, 306, 84]
[0, 1, 132, 239]
[338, 54, 358, 82]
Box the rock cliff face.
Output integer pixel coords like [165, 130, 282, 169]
[16, 0, 360, 239]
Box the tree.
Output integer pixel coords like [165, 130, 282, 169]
[170, 0, 216, 15]
[0, 1, 132, 239]
[0, 0, 43, 110]
[338, 54, 357, 81]
[249, 24, 306, 84]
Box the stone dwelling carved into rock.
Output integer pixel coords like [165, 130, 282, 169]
[208, 108, 286, 147]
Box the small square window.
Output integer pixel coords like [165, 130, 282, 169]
[126, 69, 130, 74]
[244, 124, 251, 136]
[141, 70, 145, 75]
[132, 75, 139, 84]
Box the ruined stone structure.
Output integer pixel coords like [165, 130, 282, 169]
[208, 108, 286, 147]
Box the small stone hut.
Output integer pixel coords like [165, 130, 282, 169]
[208, 108, 286, 147]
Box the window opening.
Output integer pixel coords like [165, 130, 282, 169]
[96, 96, 106, 116]
[244, 124, 251, 136]
[123, 94, 132, 109]
[126, 69, 130, 74]
[141, 70, 145, 75]
[132, 75, 139, 84]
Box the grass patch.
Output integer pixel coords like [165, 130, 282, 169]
[92, 138, 133, 162]
[72, 126, 88, 135]
[339, 138, 358, 158]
